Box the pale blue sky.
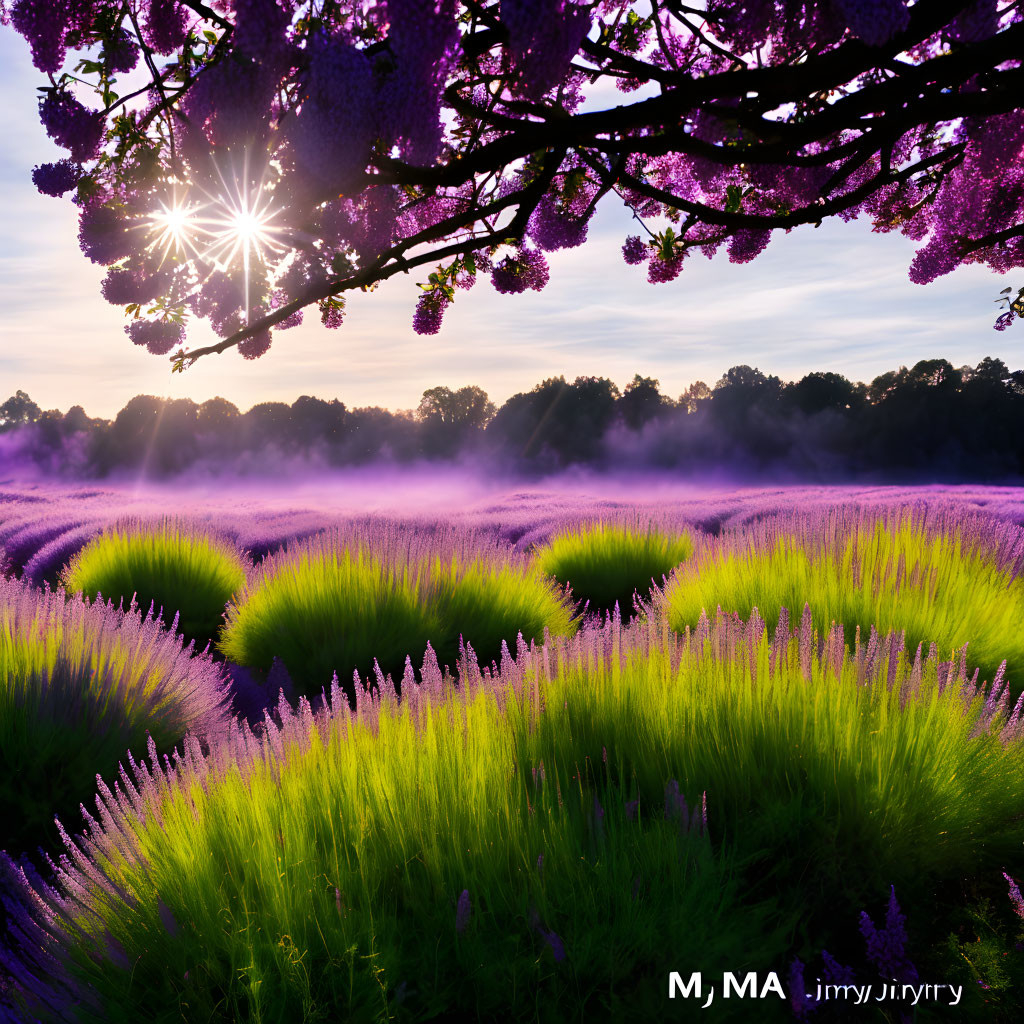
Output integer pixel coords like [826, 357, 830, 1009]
[0, 28, 1016, 420]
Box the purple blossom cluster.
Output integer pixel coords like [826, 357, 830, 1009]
[184, 53, 280, 147]
[502, 0, 592, 98]
[106, 27, 140, 74]
[288, 38, 377, 190]
[490, 247, 550, 294]
[232, 0, 293, 65]
[528, 195, 590, 251]
[125, 319, 185, 355]
[621, 235, 648, 265]
[647, 252, 685, 284]
[380, 0, 460, 163]
[455, 888, 472, 932]
[101, 267, 167, 306]
[38, 91, 104, 163]
[143, 0, 190, 56]
[727, 228, 772, 265]
[238, 328, 273, 360]
[833, 0, 910, 47]
[9, 0, 87, 74]
[31, 159, 80, 197]
[78, 202, 133, 265]
[412, 292, 450, 335]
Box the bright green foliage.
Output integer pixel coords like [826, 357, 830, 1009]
[18, 643, 775, 1022]
[63, 520, 248, 651]
[535, 521, 693, 618]
[219, 539, 576, 698]
[663, 516, 1024, 694]
[17, 614, 1024, 1022]
[219, 545, 439, 695]
[430, 556, 577, 667]
[0, 577, 228, 853]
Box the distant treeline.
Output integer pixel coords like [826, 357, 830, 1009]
[2, 356, 1024, 480]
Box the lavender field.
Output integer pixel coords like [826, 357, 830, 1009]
[1, 478, 1024, 1023]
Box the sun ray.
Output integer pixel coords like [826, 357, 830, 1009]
[143, 151, 288, 321]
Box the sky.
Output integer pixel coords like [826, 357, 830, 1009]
[0, 28, 1017, 421]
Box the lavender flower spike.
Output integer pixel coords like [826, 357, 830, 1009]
[1003, 872, 1024, 919]
[859, 885, 918, 983]
[455, 889, 471, 933]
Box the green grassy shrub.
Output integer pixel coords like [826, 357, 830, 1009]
[663, 513, 1024, 695]
[62, 520, 248, 651]
[8, 612, 1024, 1022]
[219, 529, 576, 698]
[535, 521, 693, 619]
[524, 615, 1024, 930]
[0, 576, 230, 854]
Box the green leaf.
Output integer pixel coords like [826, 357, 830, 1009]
[724, 184, 744, 214]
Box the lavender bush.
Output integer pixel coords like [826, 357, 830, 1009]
[0, 575, 231, 854]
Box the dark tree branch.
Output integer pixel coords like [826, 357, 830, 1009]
[175, 147, 565, 363]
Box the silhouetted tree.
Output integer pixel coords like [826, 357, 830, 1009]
[784, 372, 864, 416]
[289, 396, 347, 454]
[618, 375, 671, 432]
[0, 391, 42, 431]
[6, 354, 1024, 482]
[337, 408, 419, 464]
[240, 402, 294, 454]
[418, 385, 495, 457]
[487, 376, 620, 466]
[680, 382, 712, 415]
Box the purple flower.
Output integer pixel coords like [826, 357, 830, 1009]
[821, 949, 855, 985]
[101, 267, 168, 306]
[1003, 872, 1024, 919]
[540, 928, 566, 961]
[727, 228, 772, 264]
[125, 319, 185, 355]
[994, 311, 1016, 332]
[833, 0, 911, 47]
[31, 159, 80, 197]
[788, 957, 815, 1017]
[859, 886, 918, 982]
[502, 0, 591, 98]
[79, 203, 134, 265]
[490, 247, 550, 294]
[106, 28, 140, 74]
[412, 292, 450, 335]
[143, 0, 189, 56]
[289, 37, 376, 189]
[455, 888, 471, 933]
[10, 0, 71, 73]
[39, 91, 104, 163]
[647, 253, 685, 284]
[622, 235, 649, 265]
[529, 196, 589, 251]
[664, 779, 688, 822]
[157, 899, 179, 937]
[239, 329, 273, 360]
